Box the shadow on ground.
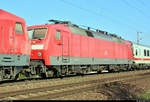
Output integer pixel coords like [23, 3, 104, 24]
[96, 81, 144, 100]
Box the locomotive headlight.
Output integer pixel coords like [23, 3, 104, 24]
[38, 52, 42, 56]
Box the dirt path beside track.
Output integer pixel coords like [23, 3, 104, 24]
[55, 70, 150, 100]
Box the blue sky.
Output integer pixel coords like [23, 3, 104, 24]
[1, 0, 150, 46]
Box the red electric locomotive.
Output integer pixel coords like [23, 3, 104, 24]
[27, 20, 133, 78]
[0, 9, 31, 81]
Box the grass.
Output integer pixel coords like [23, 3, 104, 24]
[138, 90, 150, 101]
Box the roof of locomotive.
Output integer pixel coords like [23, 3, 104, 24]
[68, 24, 126, 44]
[27, 24, 71, 32]
[0, 9, 25, 22]
[27, 24, 52, 28]
[27, 23, 126, 44]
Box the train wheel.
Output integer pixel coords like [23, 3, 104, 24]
[56, 72, 63, 79]
[97, 70, 102, 74]
[45, 70, 54, 78]
[14, 73, 20, 80]
[41, 73, 48, 78]
[109, 69, 115, 73]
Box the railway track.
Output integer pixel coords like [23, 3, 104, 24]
[0, 70, 150, 100]
[0, 70, 146, 93]
[0, 70, 147, 88]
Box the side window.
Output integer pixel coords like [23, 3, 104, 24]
[144, 49, 146, 56]
[147, 50, 149, 56]
[55, 30, 61, 40]
[28, 29, 34, 40]
[15, 22, 24, 34]
[135, 49, 138, 56]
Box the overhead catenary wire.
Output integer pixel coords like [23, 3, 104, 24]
[58, 0, 150, 46]
[121, 0, 150, 19]
[59, 0, 138, 31]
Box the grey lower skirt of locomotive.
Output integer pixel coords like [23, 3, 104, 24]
[1, 57, 150, 82]
[0, 54, 30, 81]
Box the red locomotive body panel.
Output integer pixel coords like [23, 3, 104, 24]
[0, 9, 31, 66]
[28, 24, 133, 66]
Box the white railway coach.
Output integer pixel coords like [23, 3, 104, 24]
[132, 43, 150, 65]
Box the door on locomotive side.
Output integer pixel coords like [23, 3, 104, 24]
[14, 22, 26, 54]
[10, 22, 15, 54]
[55, 30, 70, 63]
[62, 31, 70, 63]
[0, 21, 15, 54]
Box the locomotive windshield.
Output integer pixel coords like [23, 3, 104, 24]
[28, 28, 47, 40]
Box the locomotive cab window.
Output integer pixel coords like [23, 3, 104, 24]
[28, 28, 47, 39]
[55, 30, 61, 40]
[15, 22, 24, 34]
[28, 29, 34, 40]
